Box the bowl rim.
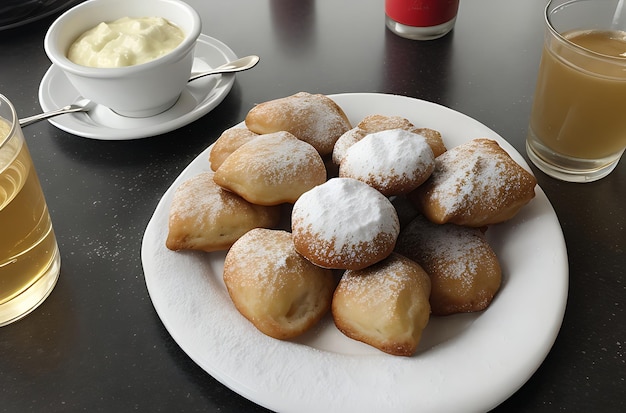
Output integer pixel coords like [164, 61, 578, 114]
[43, 0, 202, 78]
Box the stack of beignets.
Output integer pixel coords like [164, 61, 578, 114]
[165, 92, 540, 358]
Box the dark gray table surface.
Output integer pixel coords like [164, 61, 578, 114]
[1, 0, 624, 412]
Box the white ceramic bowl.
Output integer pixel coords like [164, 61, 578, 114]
[44, 0, 202, 118]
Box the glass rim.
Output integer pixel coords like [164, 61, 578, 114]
[545, 0, 626, 63]
[0, 93, 17, 150]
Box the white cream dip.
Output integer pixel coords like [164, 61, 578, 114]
[67, 16, 185, 68]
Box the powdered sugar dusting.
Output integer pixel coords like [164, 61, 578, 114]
[339, 129, 435, 194]
[396, 216, 495, 290]
[215, 131, 326, 205]
[224, 228, 292, 290]
[169, 171, 239, 226]
[292, 178, 400, 267]
[427, 139, 531, 217]
[246, 92, 351, 155]
[332, 127, 366, 165]
[339, 253, 427, 312]
[231, 131, 322, 186]
[286, 92, 350, 150]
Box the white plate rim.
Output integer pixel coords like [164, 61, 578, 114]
[37, 34, 237, 140]
[141, 93, 569, 413]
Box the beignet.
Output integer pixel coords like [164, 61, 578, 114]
[291, 177, 400, 270]
[245, 92, 351, 156]
[339, 129, 435, 196]
[332, 114, 446, 165]
[223, 228, 336, 340]
[213, 131, 327, 206]
[166, 171, 280, 252]
[410, 138, 537, 227]
[332, 252, 431, 356]
[209, 126, 259, 171]
[395, 215, 502, 316]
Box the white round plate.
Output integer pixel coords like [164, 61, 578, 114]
[37, 34, 237, 140]
[141, 93, 569, 413]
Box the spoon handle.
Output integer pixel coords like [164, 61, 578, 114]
[19, 99, 94, 127]
[188, 55, 260, 82]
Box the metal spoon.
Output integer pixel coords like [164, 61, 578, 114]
[19, 55, 260, 127]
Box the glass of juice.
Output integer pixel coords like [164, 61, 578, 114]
[0, 94, 61, 326]
[527, 0, 626, 182]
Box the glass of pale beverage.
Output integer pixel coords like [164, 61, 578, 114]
[0, 94, 60, 326]
[527, 0, 626, 182]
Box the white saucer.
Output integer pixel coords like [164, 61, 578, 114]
[37, 34, 238, 140]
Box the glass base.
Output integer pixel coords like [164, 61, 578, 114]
[526, 133, 623, 183]
[385, 15, 456, 40]
[0, 246, 61, 327]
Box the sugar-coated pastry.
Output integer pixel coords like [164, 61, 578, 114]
[166, 171, 280, 252]
[331, 127, 366, 166]
[209, 126, 259, 171]
[245, 92, 352, 156]
[339, 129, 435, 196]
[332, 114, 446, 165]
[395, 215, 502, 316]
[358, 113, 417, 132]
[223, 228, 336, 340]
[332, 252, 431, 356]
[412, 127, 447, 158]
[291, 177, 400, 270]
[213, 131, 327, 206]
[410, 138, 537, 227]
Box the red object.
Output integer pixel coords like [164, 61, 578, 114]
[385, 0, 459, 27]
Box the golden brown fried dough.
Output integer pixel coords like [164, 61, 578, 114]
[332, 114, 446, 165]
[339, 129, 435, 196]
[213, 131, 327, 206]
[166, 171, 280, 252]
[332, 252, 431, 356]
[223, 228, 336, 340]
[395, 215, 502, 316]
[245, 92, 351, 156]
[291, 177, 400, 270]
[209, 126, 259, 171]
[410, 138, 537, 227]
